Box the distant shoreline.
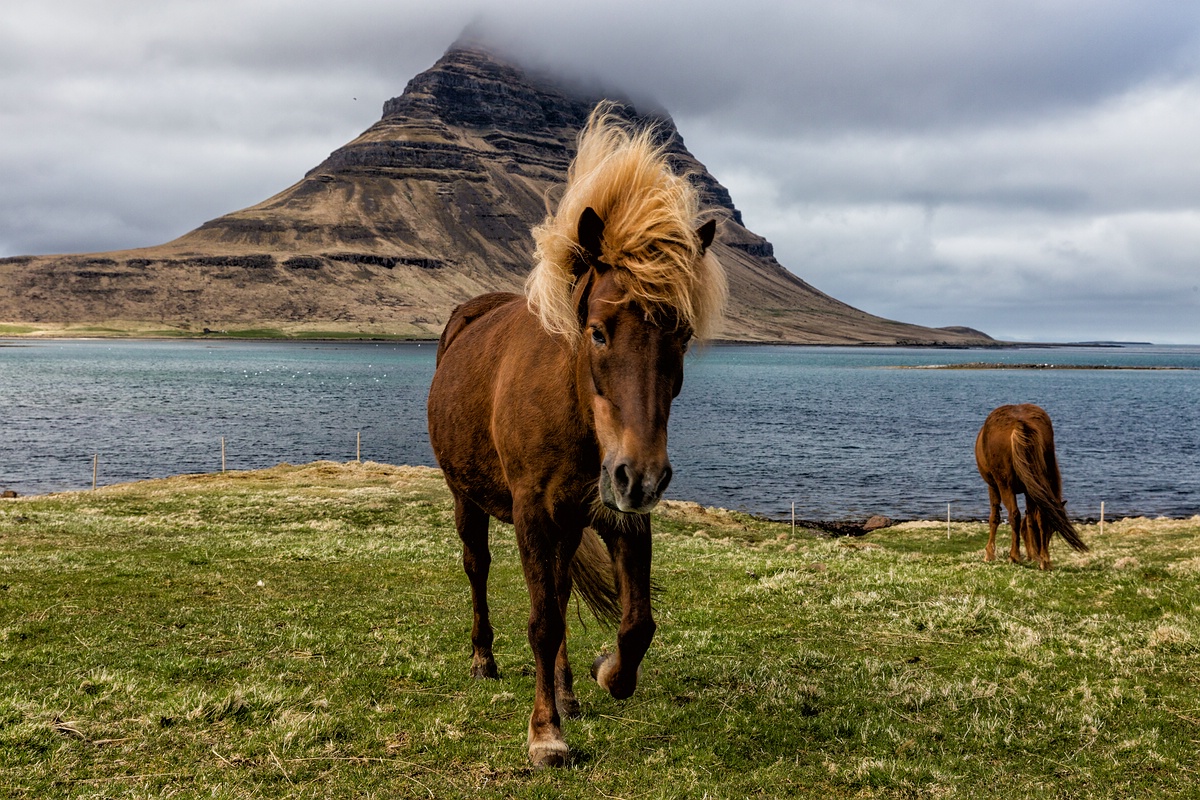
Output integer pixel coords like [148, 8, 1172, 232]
[896, 362, 1195, 371]
[3, 327, 1190, 349]
[1, 331, 1182, 351]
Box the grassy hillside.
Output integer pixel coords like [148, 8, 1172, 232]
[2, 462, 1197, 798]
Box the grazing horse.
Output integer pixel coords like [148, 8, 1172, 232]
[974, 403, 1088, 570]
[426, 104, 726, 767]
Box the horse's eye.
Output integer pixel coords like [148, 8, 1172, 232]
[590, 326, 607, 347]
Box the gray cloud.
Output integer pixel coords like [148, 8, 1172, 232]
[2, 0, 1199, 342]
[474, 2, 1200, 130]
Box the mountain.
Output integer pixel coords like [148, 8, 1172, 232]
[0, 42, 992, 345]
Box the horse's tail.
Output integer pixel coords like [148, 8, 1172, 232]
[570, 527, 621, 625]
[1010, 426, 1089, 553]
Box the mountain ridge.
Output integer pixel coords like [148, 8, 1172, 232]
[0, 42, 993, 345]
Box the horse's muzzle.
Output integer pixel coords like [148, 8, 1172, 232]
[600, 458, 672, 514]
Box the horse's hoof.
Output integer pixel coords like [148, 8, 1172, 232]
[470, 658, 499, 680]
[529, 738, 569, 769]
[591, 654, 641, 700]
[591, 653, 620, 694]
[557, 694, 581, 719]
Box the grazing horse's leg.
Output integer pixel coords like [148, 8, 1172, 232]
[592, 514, 656, 701]
[1029, 505, 1052, 570]
[1020, 501, 1039, 567]
[984, 484, 1001, 562]
[999, 488, 1023, 564]
[455, 496, 498, 679]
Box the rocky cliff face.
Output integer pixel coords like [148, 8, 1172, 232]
[0, 43, 992, 344]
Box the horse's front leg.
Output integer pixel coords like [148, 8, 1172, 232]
[592, 514, 656, 700]
[514, 509, 579, 768]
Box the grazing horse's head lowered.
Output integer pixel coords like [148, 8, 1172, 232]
[427, 102, 725, 767]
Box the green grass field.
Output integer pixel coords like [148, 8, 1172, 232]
[2, 462, 1198, 798]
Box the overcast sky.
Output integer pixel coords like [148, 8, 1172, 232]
[3, 1, 1199, 343]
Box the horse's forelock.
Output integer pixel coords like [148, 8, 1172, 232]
[526, 102, 726, 344]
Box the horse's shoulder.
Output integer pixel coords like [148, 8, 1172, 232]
[437, 292, 523, 362]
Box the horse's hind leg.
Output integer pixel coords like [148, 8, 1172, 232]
[1022, 507, 1038, 567]
[1019, 503, 1035, 563]
[554, 569, 581, 718]
[984, 484, 1001, 562]
[1029, 505, 1052, 570]
[1000, 488, 1023, 564]
[455, 496, 498, 679]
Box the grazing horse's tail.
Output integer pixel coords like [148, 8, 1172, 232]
[570, 527, 621, 625]
[1010, 426, 1089, 553]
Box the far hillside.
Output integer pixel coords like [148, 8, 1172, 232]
[0, 42, 995, 345]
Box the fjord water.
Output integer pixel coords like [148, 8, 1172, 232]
[2, 339, 1197, 521]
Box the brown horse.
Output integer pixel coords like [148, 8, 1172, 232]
[975, 403, 1088, 570]
[426, 104, 725, 767]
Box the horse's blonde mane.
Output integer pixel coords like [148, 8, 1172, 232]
[526, 103, 727, 344]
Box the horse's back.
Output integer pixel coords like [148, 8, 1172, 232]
[984, 404, 1055, 451]
[1007, 404, 1061, 494]
[976, 403, 1058, 493]
[436, 292, 522, 364]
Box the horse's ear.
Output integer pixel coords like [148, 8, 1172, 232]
[576, 207, 606, 276]
[572, 267, 595, 329]
[696, 219, 717, 254]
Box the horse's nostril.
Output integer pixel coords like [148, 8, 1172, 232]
[613, 463, 631, 491]
[655, 464, 673, 497]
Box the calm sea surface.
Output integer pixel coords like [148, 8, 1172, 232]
[2, 339, 1197, 521]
